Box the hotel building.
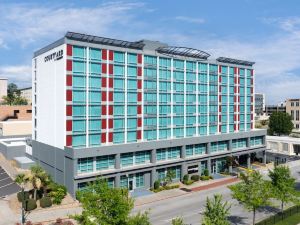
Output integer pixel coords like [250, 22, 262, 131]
[32, 32, 267, 196]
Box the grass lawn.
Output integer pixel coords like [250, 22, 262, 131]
[274, 212, 300, 225]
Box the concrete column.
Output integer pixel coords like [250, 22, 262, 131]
[206, 142, 211, 155]
[263, 151, 267, 165]
[228, 139, 232, 151]
[229, 165, 233, 173]
[181, 145, 186, 159]
[115, 173, 120, 187]
[262, 135, 266, 145]
[246, 137, 250, 147]
[151, 168, 156, 187]
[151, 149, 156, 164]
[198, 162, 202, 175]
[247, 153, 251, 169]
[115, 153, 121, 169]
[207, 158, 211, 175]
[181, 163, 187, 179]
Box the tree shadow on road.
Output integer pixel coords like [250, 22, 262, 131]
[228, 215, 248, 225]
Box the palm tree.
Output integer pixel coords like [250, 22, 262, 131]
[27, 165, 49, 199]
[15, 173, 28, 188]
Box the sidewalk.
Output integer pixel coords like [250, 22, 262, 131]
[135, 176, 240, 206]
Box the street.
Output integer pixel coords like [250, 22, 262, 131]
[134, 163, 300, 225]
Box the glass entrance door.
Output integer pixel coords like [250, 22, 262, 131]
[128, 180, 133, 191]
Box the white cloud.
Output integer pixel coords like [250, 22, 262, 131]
[0, 2, 144, 48]
[175, 16, 205, 24]
[0, 65, 31, 88]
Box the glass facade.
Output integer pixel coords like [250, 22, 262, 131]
[67, 46, 254, 148]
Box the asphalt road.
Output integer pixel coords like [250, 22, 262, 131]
[0, 166, 20, 198]
[134, 163, 300, 225]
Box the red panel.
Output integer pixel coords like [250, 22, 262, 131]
[101, 133, 106, 143]
[66, 120, 72, 131]
[109, 64, 113, 75]
[109, 51, 114, 61]
[102, 119, 107, 129]
[102, 49, 107, 60]
[109, 132, 113, 142]
[137, 80, 142, 89]
[251, 105, 253, 111]
[66, 75, 72, 86]
[251, 87, 253, 93]
[102, 91, 107, 102]
[102, 64, 107, 74]
[251, 69, 254, 76]
[137, 105, 142, 114]
[109, 92, 113, 102]
[218, 65, 222, 73]
[137, 130, 141, 139]
[137, 118, 142, 127]
[234, 115, 236, 121]
[102, 77, 107, 88]
[137, 67, 142, 76]
[66, 135, 72, 146]
[66, 90, 72, 101]
[67, 44, 72, 56]
[108, 105, 113, 115]
[109, 78, 113, 88]
[219, 86, 222, 92]
[251, 78, 254, 85]
[237, 68, 240, 74]
[137, 54, 142, 64]
[66, 105, 72, 116]
[234, 67, 237, 74]
[234, 87, 237, 93]
[109, 119, 113, 129]
[251, 114, 253, 120]
[66, 60, 72, 71]
[137, 92, 142, 102]
[219, 95, 222, 102]
[102, 105, 107, 115]
[219, 115, 222, 122]
[219, 105, 222, 112]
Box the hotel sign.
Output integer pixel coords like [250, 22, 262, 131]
[44, 50, 63, 62]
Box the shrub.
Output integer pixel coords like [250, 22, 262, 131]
[200, 175, 210, 181]
[154, 180, 160, 190]
[183, 174, 189, 184]
[203, 169, 209, 176]
[40, 196, 52, 208]
[185, 180, 194, 185]
[49, 183, 67, 204]
[17, 191, 30, 202]
[191, 174, 200, 181]
[24, 199, 37, 211]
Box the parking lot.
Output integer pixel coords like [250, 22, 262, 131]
[0, 166, 20, 198]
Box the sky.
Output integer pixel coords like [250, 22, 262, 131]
[0, 0, 300, 104]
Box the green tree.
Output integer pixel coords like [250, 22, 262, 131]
[165, 169, 176, 185]
[127, 211, 151, 225]
[269, 165, 298, 213]
[268, 112, 293, 136]
[2, 83, 28, 105]
[27, 165, 50, 199]
[15, 173, 28, 188]
[202, 194, 231, 225]
[172, 217, 186, 225]
[229, 171, 272, 225]
[74, 179, 150, 225]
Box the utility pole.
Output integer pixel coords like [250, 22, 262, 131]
[21, 187, 25, 225]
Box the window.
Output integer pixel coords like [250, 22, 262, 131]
[128, 53, 137, 64]
[89, 48, 101, 61]
[73, 120, 86, 133]
[114, 51, 125, 63]
[89, 120, 101, 131]
[121, 153, 133, 167]
[77, 157, 93, 173]
[73, 46, 85, 59]
[135, 151, 150, 165]
[96, 155, 115, 171]
[73, 106, 86, 117]
[113, 132, 124, 143]
[113, 119, 125, 130]
[127, 66, 137, 77]
[73, 135, 86, 147]
[89, 134, 100, 146]
[127, 80, 137, 90]
[114, 65, 125, 76]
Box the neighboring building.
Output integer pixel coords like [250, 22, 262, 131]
[265, 103, 286, 116]
[286, 99, 300, 130]
[19, 87, 32, 105]
[266, 135, 300, 164]
[31, 32, 267, 196]
[0, 121, 32, 136]
[254, 93, 265, 116]
[0, 105, 32, 121]
[0, 78, 8, 103]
